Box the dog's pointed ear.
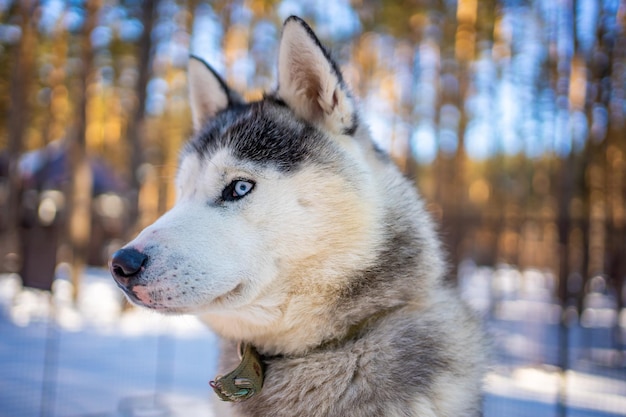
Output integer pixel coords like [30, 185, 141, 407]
[277, 16, 358, 135]
[188, 56, 243, 132]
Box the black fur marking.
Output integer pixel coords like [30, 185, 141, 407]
[342, 112, 359, 136]
[387, 321, 452, 395]
[338, 221, 423, 312]
[263, 93, 288, 108]
[184, 99, 333, 172]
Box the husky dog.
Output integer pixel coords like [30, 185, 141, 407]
[110, 16, 486, 417]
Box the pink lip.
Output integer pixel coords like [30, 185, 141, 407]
[131, 285, 154, 304]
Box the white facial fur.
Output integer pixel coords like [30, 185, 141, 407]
[122, 145, 382, 329]
[123, 151, 273, 314]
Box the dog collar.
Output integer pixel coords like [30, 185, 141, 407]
[210, 342, 264, 402]
[208, 307, 401, 402]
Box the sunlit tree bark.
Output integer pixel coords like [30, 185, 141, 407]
[66, 0, 100, 302]
[5, 0, 36, 269]
[604, 19, 626, 349]
[126, 0, 156, 232]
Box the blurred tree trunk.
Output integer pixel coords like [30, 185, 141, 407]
[126, 0, 156, 232]
[5, 0, 36, 270]
[605, 23, 626, 350]
[582, 2, 622, 304]
[66, 0, 99, 302]
[46, 21, 70, 147]
[433, 1, 460, 281]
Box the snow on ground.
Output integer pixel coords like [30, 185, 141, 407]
[0, 265, 210, 336]
[0, 264, 625, 417]
[485, 366, 626, 415]
[0, 267, 220, 417]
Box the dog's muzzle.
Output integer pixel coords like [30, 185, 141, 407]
[110, 247, 148, 293]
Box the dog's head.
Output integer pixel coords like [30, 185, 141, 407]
[110, 17, 435, 353]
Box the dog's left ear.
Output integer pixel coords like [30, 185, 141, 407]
[277, 16, 357, 136]
[188, 56, 244, 132]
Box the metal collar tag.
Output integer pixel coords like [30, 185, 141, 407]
[210, 343, 264, 402]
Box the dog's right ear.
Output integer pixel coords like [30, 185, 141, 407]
[188, 56, 243, 132]
[276, 16, 357, 136]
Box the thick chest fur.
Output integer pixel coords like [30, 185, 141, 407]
[222, 298, 486, 417]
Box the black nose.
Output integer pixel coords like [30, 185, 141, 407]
[110, 248, 148, 286]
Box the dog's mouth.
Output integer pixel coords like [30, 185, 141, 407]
[122, 281, 246, 314]
[121, 284, 172, 311]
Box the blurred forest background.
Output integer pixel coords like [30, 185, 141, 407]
[1, 1, 626, 416]
[0, 0, 625, 333]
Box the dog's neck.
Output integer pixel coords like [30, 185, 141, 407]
[210, 304, 404, 403]
[300, 305, 405, 355]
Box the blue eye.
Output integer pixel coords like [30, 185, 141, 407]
[222, 179, 255, 201]
[234, 180, 253, 196]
